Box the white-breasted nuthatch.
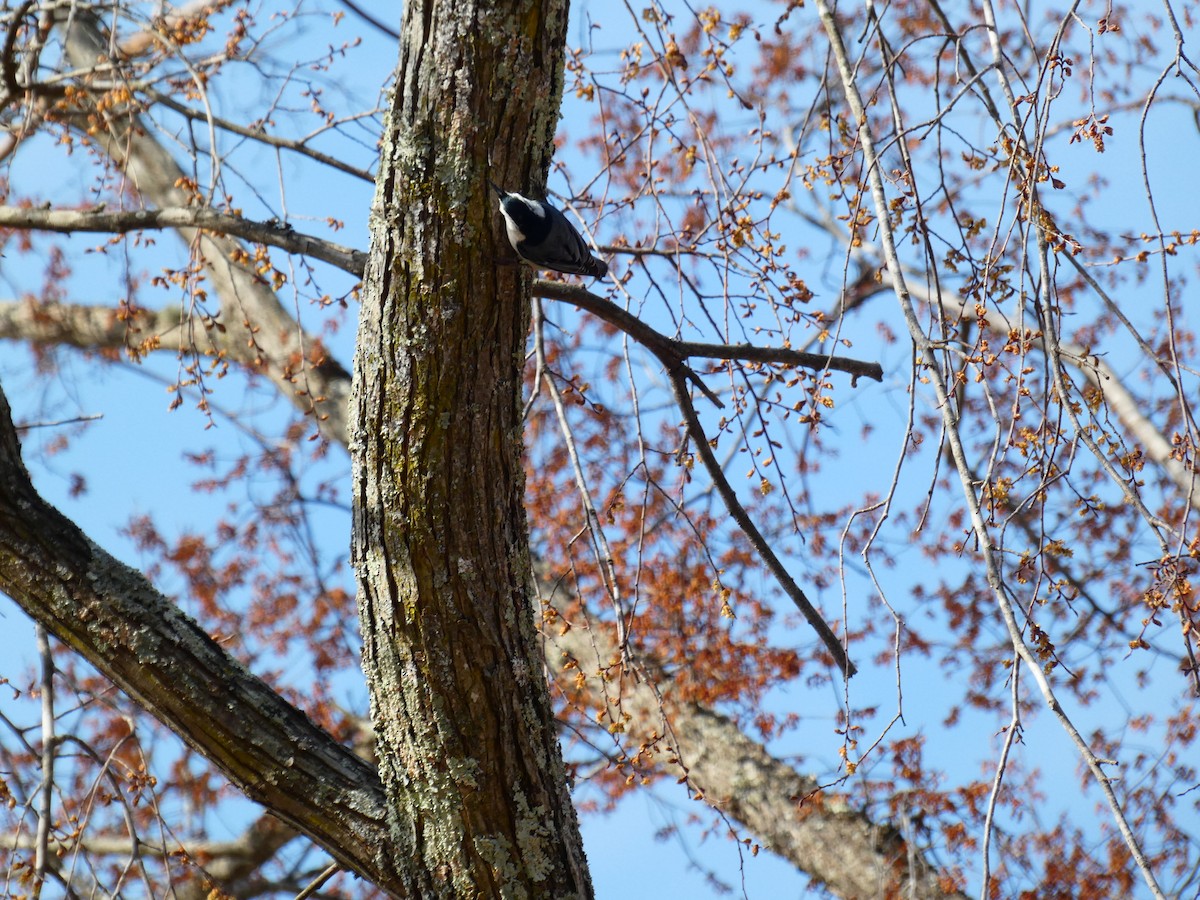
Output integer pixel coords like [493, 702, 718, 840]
[488, 180, 608, 279]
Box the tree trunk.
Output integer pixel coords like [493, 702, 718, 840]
[349, 1, 592, 896]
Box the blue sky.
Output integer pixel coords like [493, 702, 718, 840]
[2, 2, 1199, 898]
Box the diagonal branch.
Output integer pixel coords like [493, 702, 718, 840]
[534, 280, 879, 677]
[666, 365, 857, 677]
[53, 12, 352, 443]
[0, 380, 402, 898]
[0, 273, 874, 678]
[545, 589, 966, 898]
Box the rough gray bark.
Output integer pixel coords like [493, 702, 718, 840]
[0, 355, 962, 899]
[348, 0, 591, 897]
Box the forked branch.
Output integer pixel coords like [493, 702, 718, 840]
[537, 280, 877, 677]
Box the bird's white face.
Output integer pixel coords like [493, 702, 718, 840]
[502, 215, 526, 247]
[498, 194, 546, 248]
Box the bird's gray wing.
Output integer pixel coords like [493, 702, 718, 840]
[544, 206, 607, 277]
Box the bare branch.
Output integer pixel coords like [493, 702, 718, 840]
[333, 0, 400, 41]
[54, 12, 353, 443]
[536, 280, 883, 386]
[667, 365, 857, 677]
[0, 299, 202, 353]
[33, 624, 54, 898]
[141, 88, 378, 183]
[814, 1, 1168, 894]
[0, 205, 367, 277]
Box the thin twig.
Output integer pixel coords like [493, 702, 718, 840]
[814, 0, 1166, 893]
[33, 624, 54, 900]
[531, 298, 628, 653]
[294, 862, 341, 900]
[980, 660, 1021, 899]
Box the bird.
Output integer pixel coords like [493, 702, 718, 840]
[487, 180, 608, 279]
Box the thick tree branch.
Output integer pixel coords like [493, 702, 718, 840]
[0, 381, 403, 898]
[0, 289, 983, 894]
[0, 298, 205, 353]
[0, 11, 983, 896]
[545, 594, 966, 898]
[0, 288, 972, 894]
